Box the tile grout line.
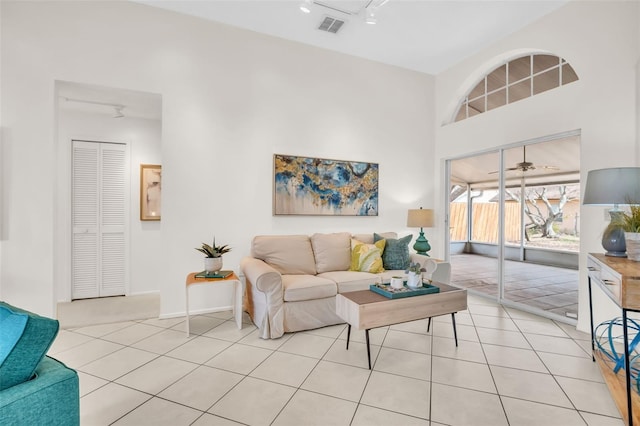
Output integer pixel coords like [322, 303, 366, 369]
[428, 318, 434, 425]
[475, 303, 513, 425]
[73, 308, 621, 425]
[269, 327, 344, 425]
[514, 314, 586, 415]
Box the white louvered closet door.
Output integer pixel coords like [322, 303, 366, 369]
[72, 140, 127, 299]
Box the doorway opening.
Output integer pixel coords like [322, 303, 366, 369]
[447, 133, 580, 323]
[54, 81, 162, 305]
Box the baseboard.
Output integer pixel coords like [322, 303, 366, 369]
[57, 292, 161, 329]
[160, 305, 233, 320]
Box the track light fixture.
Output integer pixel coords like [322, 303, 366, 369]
[62, 97, 126, 119]
[297, 0, 388, 25]
[299, 0, 312, 14]
[365, 8, 377, 24]
[113, 106, 125, 119]
[364, 0, 390, 25]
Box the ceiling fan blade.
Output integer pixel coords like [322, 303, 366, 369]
[488, 147, 560, 175]
[488, 167, 519, 174]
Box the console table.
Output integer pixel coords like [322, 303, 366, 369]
[587, 253, 640, 425]
[185, 272, 244, 337]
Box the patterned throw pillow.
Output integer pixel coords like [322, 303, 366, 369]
[374, 233, 411, 270]
[350, 239, 386, 273]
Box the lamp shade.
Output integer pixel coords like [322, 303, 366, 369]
[583, 167, 640, 205]
[407, 208, 434, 228]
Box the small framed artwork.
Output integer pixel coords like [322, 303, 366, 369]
[140, 164, 161, 221]
[273, 154, 379, 216]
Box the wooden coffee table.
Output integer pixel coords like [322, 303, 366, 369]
[335, 282, 467, 369]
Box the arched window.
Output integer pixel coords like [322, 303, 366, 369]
[454, 54, 578, 122]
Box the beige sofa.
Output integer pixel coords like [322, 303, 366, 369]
[240, 232, 450, 339]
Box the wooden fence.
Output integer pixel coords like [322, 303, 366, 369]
[450, 203, 521, 243]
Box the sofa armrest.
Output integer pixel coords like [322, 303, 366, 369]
[241, 257, 282, 294]
[240, 256, 285, 339]
[0, 356, 79, 426]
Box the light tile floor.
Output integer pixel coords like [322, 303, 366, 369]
[49, 295, 624, 426]
[451, 254, 579, 318]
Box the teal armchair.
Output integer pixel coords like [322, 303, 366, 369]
[0, 302, 79, 426]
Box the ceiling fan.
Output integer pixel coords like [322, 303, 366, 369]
[489, 146, 559, 174]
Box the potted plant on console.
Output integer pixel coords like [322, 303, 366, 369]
[614, 204, 640, 261]
[405, 262, 426, 288]
[196, 237, 231, 272]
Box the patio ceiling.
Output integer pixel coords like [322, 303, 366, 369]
[450, 135, 580, 190]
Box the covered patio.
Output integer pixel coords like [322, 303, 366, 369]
[448, 136, 580, 323]
[450, 253, 578, 319]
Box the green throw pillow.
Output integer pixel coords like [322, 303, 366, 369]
[374, 233, 411, 270]
[350, 239, 385, 273]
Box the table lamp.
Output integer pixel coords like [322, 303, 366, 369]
[583, 167, 640, 257]
[407, 207, 434, 256]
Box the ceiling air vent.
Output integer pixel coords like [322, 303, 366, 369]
[318, 16, 345, 34]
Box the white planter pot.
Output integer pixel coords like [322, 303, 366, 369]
[625, 232, 640, 261]
[204, 257, 223, 272]
[406, 271, 422, 288]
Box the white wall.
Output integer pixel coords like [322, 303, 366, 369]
[1, 1, 435, 317]
[435, 1, 639, 332]
[55, 107, 163, 302]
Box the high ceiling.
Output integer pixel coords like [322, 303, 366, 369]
[57, 0, 571, 136]
[135, 0, 568, 75]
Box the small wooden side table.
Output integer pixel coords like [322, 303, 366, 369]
[185, 272, 244, 337]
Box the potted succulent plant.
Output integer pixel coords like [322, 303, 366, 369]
[613, 205, 640, 261]
[405, 261, 426, 288]
[196, 237, 231, 272]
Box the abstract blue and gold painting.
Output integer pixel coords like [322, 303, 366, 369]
[274, 154, 378, 216]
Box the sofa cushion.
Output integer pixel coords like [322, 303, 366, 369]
[311, 232, 351, 274]
[318, 271, 380, 293]
[0, 356, 80, 425]
[350, 239, 385, 273]
[375, 233, 412, 270]
[0, 302, 59, 391]
[282, 275, 337, 302]
[252, 235, 317, 275]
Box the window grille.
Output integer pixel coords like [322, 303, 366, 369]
[454, 54, 578, 123]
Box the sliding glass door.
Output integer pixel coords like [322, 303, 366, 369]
[448, 150, 500, 299]
[446, 134, 580, 323]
